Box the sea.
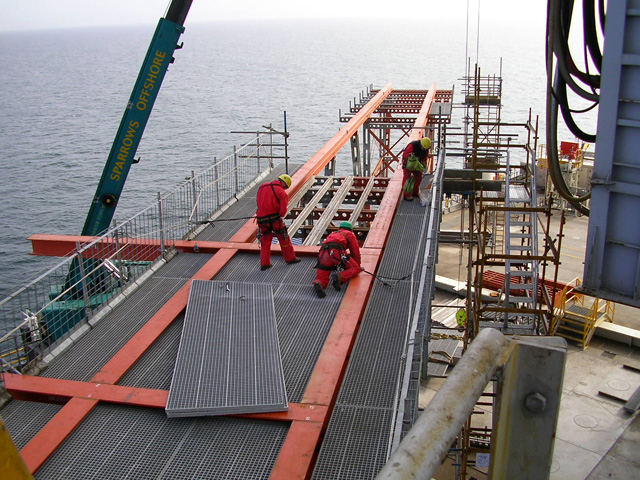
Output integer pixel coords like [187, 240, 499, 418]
[0, 17, 592, 300]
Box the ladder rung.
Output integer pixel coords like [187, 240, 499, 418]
[509, 271, 533, 277]
[509, 296, 535, 303]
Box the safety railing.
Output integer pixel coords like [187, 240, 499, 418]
[0, 133, 283, 375]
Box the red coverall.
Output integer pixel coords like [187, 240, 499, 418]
[313, 228, 362, 288]
[401, 140, 430, 200]
[256, 180, 297, 267]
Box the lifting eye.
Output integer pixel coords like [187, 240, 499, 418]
[101, 194, 117, 207]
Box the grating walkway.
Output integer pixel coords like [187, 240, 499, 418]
[312, 199, 434, 479]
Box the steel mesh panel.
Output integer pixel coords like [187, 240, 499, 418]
[34, 403, 288, 480]
[1, 400, 63, 449]
[154, 252, 213, 279]
[313, 199, 433, 478]
[42, 276, 187, 382]
[213, 253, 343, 402]
[166, 280, 288, 417]
[336, 281, 413, 407]
[117, 314, 185, 390]
[311, 405, 393, 480]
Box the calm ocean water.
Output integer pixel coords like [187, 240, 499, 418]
[0, 18, 580, 299]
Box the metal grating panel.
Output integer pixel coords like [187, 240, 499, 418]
[43, 276, 188, 382]
[214, 253, 345, 403]
[312, 405, 393, 480]
[166, 280, 288, 417]
[313, 199, 433, 478]
[34, 403, 288, 480]
[2, 400, 63, 449]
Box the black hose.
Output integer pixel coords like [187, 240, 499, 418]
[583, 0, 602, 73]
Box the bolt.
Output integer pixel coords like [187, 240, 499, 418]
[525, 392, 547, 413]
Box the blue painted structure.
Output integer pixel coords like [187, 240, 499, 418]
[583, 0, 640, 308]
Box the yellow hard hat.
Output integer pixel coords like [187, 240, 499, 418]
[420, 137, 432, 150]
[278, 174, 292, 188]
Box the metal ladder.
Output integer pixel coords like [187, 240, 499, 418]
[502, 149, 539, 333]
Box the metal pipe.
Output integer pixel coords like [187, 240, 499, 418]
[376, 328, 508, 480]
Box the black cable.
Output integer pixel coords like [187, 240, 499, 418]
[556, 74, 597, 142]
[361, 269, 413, 287]
[195, 216, 256, 225]
[583, 0, 602, 73]
[553, 0, 600, 100]
[546, 70, 591, 215]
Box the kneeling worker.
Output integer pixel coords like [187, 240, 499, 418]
[256, 174, 300, 270]
[313, 221, 362, 298]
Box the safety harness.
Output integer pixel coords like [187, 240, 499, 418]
[316, 231, 350, 271]
[256, 181, 288, 238]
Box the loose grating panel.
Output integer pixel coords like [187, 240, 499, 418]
[211, 253, 344, 402]
[1, 400, 63, 449]
[166, 280, 288, 417]
[34, 403, 288, 480]
[312, 405, 393, 480]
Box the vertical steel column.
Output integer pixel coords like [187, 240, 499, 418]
[583, 0, 640, 307]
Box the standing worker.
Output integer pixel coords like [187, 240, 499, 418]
[312, 221, 362, 298]
[401, 136, 431, 201]
[256, 174, 301, 270]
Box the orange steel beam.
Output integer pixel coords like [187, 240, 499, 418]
[2, 373, 327, 423]
[270, 86, 439, 480]
[28, 234, 319, 259]
[230, 83, 394, 244]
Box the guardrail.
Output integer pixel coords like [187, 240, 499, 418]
[0, 133, 283, 375]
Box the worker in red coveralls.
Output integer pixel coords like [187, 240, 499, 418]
[312, 221, 363, 298]
[256, 174, 300, 271]
[401, 137, 431, 201]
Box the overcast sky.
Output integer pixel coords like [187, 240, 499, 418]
[1, 0, 548, 32]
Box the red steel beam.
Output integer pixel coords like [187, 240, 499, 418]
[2, 373, 327, 423]
[230, 83, 394, 243]
[28, 234, 319, 259]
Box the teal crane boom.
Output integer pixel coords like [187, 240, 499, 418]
[82, 0, 192, 236]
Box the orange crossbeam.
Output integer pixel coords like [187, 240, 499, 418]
[28, 234, 320, 259]
[2, 373, 327, 423]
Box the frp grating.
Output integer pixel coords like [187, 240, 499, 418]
[166, 280, 288, 417]
[313, 201, 433, 479]
[34, 403, 288, 480]
[213, 252, 345, 403]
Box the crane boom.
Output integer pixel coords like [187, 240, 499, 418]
[82, 0, 192, 236]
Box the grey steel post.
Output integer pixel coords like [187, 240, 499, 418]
[214, 158, 220, 210]
[157, 192, 165, 256]
[233, 146, 239, 193]
[190, 170, 198, 224]
[76, 242, 92, 320]
[256, 132, 261, 173]
[489, 336, 566, 479]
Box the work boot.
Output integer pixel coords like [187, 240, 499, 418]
[332, 273, 342, 291]
[314, 282, 326, 298]
[286, 257, 301, 264]
[261, 264, 272, 271]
